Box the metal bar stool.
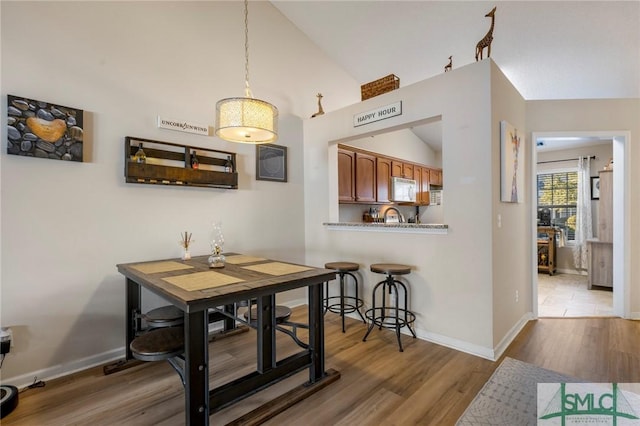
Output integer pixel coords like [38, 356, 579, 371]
[363, 263, 417, 352]
[324, 262, 366, 332]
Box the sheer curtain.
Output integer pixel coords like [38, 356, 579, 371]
[573, 156, 593, 269]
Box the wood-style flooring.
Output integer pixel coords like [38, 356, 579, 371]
[3, 308, 639, 425]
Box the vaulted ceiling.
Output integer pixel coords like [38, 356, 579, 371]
[272, 2, 638, 152]
[273, 1, 639, 101]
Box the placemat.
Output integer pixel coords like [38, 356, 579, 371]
[242, 262, 312, 276]
[225, 255, 267, 265]
[162, 271, 245, 291]
[130, 261, 194, 274]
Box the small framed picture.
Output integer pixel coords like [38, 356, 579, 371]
[590, 176, 600, 200]
[256, 144, 287, 182]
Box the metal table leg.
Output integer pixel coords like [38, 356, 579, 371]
[184, 310, 209, 426]
[308, 283, 325, 382]
[125, 278, 141, 361]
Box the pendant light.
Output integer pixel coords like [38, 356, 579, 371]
[215, 0, 278, 144]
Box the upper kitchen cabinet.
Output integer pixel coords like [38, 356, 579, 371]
[416, 166, 431, 205]
[376, 156, 392, 203]
[391, 161, 414, 179]
[429, 168, 443, 186]
[338, 147, 376, 203]
[337, 144, 441, 205]
[338, 148, 355, 202]
[354, 151, 377, 202]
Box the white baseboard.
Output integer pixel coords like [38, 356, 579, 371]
[412, 327, 495, 360]
[492, 312, 534, 360]
[8, 348, 124, 390]
[346, 311, 533, 362]
[629, 312, 640, 320]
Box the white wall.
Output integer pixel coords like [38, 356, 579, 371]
[304, 60, 528, 359]
[0, 1, 359, 385]
[489, 62, 530, 349]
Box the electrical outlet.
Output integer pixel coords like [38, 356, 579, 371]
[515, 290, 519, 303]
[497, 214, 502, 228]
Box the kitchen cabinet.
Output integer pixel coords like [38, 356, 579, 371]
[338, 148, 355, 202]
[418, 166, 431, 205]
[429, 168, 443, 186]
[537, 226, 558, 275]
[355, 152, 376, 202]
[391, 161, 403, 178]
[376, 157, 392, 203]
[337, 144, 441, 206]
[587, 240, 613, 288]
[402, 163, 415, 180]
[391, 161, 414, 179]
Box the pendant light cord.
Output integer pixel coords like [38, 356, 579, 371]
[244, 0, 253, 98]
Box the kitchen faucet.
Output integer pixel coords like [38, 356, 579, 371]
[384, 206, 405, 223]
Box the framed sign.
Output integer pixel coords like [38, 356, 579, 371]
[256, 144, 287, 182]
[591, 176, 600, 200]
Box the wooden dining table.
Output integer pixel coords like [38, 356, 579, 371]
[116, 253, 338, 425]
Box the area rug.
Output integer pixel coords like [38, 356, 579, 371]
[456, 357, 579, 426]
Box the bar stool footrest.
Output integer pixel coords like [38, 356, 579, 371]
[364, 308, 416, 329]
[324, 296, 365, 315]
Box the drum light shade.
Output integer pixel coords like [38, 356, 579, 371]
[214, 0, 278, 144]
[215, 97, 278, 144]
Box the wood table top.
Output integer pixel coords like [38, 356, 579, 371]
[117, 253, 335, 312]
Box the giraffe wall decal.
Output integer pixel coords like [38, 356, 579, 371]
[475, 6, 497, 61]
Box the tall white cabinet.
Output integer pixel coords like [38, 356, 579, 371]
[588, 170, 613, 289]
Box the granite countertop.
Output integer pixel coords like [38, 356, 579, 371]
[323, 222, 448, 234]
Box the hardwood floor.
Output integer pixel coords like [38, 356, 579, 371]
[3, 308, 639, 425]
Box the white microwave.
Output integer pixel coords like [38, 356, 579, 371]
[390, 177, 416, 202]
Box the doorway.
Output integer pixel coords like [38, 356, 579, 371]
[531, 131, 630, 318]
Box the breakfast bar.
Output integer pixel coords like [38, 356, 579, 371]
[117, 254, 337, 425]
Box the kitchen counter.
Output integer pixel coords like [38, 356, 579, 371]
[323, 222, 448, 234]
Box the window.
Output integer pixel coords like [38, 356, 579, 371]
[537, 171, 578, 241]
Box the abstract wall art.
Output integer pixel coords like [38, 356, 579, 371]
[7, 95, 84, 162]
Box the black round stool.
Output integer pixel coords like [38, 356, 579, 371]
[324, 262, 366, 332]
[130, 326, 184, 362]
[363, 263, 417, 352]
[243, 305, 292, 325]
[143, 305, 184, 329]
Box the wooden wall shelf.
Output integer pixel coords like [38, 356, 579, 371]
[124, 136, 238, 189]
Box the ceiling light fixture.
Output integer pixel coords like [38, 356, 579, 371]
[215, 0, 278, 144]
